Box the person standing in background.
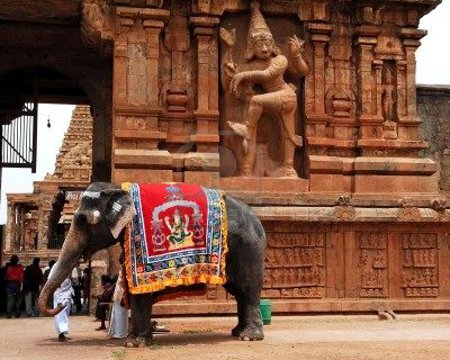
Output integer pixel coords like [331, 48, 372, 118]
[71, 266, 83, 313]
[43, 260, 56, 284]
[5, 255, 24, 318]
[95, 274, 114, 331]
[80, 267, 91, 312]
[24, 257, 44, 317]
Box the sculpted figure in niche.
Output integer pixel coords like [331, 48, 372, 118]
[220, 1, 309, 178]
[382, 67, 398, 139]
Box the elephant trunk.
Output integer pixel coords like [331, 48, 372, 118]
[38, 223, 87, 316]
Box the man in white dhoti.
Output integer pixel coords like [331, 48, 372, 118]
[108, 271, 128, 339]
[49, 264, 74, 342]
[107, 271, 169, 340]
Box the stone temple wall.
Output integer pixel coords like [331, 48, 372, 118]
[418, 85, 450, 191]
[101, 0, 449, 315]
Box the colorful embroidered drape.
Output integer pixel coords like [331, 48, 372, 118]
[122, 183, 228, 295]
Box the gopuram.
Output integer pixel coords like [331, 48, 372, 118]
[0, 0, 449, 315]
[4, 106, 93, 265]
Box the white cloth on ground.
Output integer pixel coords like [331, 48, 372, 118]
[108, 301, 128, 339]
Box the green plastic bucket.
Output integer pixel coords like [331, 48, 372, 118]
[259, 299, 272, 325]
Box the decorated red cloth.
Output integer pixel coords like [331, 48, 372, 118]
[123, 183, 228, 295]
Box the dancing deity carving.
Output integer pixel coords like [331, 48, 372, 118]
[220, 1, 309, 178]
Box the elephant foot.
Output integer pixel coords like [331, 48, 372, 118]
[231, 324, 244, 337]
[125, 334, 152, 347]
[237, 326, 264, 341]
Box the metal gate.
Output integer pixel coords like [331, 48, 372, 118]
[1, 100, 38, 173]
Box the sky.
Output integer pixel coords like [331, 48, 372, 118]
[1, 1, 450, 225]
[416, 0, 450, 84]
[1, 104, 74, 224]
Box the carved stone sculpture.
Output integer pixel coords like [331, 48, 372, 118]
[81, 0, 113, 53]
[382, 66, 398, 139]
[220, 1, 308, 178]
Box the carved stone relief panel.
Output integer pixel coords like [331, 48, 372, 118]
[401, 233, 439, 297]
[263, 232, 325, 298]
[219, 5, 308, 178]
[358, 232, 388, 298]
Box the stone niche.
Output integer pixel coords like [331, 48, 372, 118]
[219, 12, 308, 180]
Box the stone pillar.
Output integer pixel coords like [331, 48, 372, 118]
[112, 7, 172, 184]
[165, 15, 190, 113]
[186, 15, 220, 186]
[305, 22, 346, 192]
[37, 195, 53, 251]
[398, 28, 427, 142]
[374, 60, 383, 119]
[396, 60, 407, 121]
[305, 23, 332, 142]
[5, 200, 15, 252]
[353, 25, 382, 143]
[327, 23, 355, 145]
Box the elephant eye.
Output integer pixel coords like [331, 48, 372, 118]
[74, 212, 87, 226]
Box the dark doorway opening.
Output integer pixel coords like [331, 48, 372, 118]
[0, 68, 89, 172]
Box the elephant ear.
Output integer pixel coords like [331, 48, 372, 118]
[101, 189, 136, 239]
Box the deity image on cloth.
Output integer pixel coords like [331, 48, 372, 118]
[164, 208, 194, 250]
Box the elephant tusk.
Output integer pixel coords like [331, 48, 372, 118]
[88, 209, 101, 224]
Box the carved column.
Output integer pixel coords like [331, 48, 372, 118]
[305, 23, 332, 145]
[354, 25, 382, 144]
[396, 60, 407, 121]
[327, 20, 356, 149]
[5, 200, 15, 252]
[374, 60, 383, 119]
[398, 28, 427, 142]
[37, 195, 53, 251]
[189, 16, 220, 152]
[112, 7, 172, 183]
[164, 15, 190, 113]
[185, 15, 220, 186]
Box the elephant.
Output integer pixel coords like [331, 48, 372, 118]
[38, 182, 267, 346]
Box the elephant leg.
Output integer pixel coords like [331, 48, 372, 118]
[225, 278, 264, 341]
[225, 199, 266, 341]
[231, 296, 245, 337]
[237, 299, 264, 341]
[125, 293, 153, 347]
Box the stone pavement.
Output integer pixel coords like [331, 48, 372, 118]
[1, 314, 450, 360]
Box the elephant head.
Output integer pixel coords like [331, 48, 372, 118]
[38, 182, 136, 316]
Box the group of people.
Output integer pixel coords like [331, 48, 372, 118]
[1, 256, 168, 343]
[0, 255, 50, 318]
[0, 255, 91, 320]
